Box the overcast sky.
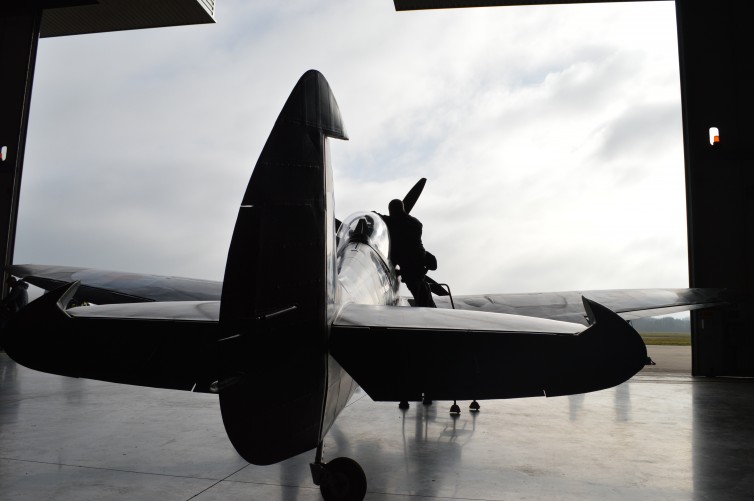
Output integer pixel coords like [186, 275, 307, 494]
[16, 0, 687, 296]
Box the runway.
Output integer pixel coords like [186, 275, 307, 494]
[644, 345, 692, 373]
[2, 351, 753, 500]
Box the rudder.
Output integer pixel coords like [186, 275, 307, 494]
[217, 70, 348, 464]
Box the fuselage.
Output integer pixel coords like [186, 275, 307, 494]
[335, 211, 402, 307]
[218, 207, 407, 466]
[320, 211, 405, 440]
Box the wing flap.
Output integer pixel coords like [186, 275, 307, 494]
[330, 299, 646, 402]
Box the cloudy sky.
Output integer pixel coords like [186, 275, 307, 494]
[16, 0, 687, 296]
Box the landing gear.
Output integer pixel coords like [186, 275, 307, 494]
[319, 457, 367, 501]
[470, 400, 480, 412]
[450, 400, 461, 415]
[310, 443, 367, 501]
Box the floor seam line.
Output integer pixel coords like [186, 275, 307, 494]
[0, 456, 225, 481]
[185, 463, 250, 500]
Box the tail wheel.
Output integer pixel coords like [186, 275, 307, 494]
[320, 457, 367, 501]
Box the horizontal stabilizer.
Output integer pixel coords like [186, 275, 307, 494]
[330, 298, 646, 402]
[333, 303, 583, 334]
[2, 285, 220, 392]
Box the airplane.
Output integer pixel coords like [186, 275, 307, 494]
[1, 70, 726, 501]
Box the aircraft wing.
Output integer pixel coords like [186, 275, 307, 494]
[9, 263, 721, 322]
[330, 297, 647, 402]
[6, 264, 222, 304]
[433, 288, 727, 325]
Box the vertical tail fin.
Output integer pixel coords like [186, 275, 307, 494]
[221, 70, 347, 330]
[217, 70, 348, 465]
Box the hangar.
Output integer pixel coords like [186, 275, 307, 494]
[1, 1, 753, 499]
[3, 0, 751, 376]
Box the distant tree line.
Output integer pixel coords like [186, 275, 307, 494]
[630, 316, 690, 334]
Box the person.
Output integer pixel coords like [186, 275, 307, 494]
[2, 275, 28, 312]
[381, 199, 437, 307]
[1, 276, 29, 333]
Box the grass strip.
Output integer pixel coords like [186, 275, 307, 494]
[639, 332, 691, 346]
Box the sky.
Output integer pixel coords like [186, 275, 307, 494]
[15, 0, 688, 296]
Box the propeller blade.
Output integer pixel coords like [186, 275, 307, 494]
[402, 178, 426, 214]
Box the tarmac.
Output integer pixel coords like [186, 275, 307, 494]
[2, 347, 753, 501]
[643, 344, 693, 373]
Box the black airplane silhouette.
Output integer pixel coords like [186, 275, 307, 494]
[2, 70, 724, 501]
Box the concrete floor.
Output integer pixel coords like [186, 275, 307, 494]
[2, 351, 753, 500]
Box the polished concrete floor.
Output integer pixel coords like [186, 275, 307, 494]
[2, 351, 753, 500]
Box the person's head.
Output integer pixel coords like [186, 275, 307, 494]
[388, 199, 405, 216]
[6, 276, 18, 286]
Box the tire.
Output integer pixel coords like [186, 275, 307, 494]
[320, 457, 367, 501]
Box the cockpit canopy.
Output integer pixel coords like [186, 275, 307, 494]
[336, 211, 390, 260]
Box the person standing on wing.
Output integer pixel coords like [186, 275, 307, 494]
[382, 199, 437, 307]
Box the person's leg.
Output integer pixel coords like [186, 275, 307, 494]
[416, 277, 436, 308]
[404, 277, 421, 306]
[405, 276, 436, 307]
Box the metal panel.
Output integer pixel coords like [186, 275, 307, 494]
[394, 0, 658, 11]
[676, 0, 754, 376]
[0, 7, 40, 301]
[40, 0, 215, 38]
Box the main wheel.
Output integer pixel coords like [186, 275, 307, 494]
[320, 457, 367, 501]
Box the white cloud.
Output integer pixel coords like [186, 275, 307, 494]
[16, 0, 686, 295]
